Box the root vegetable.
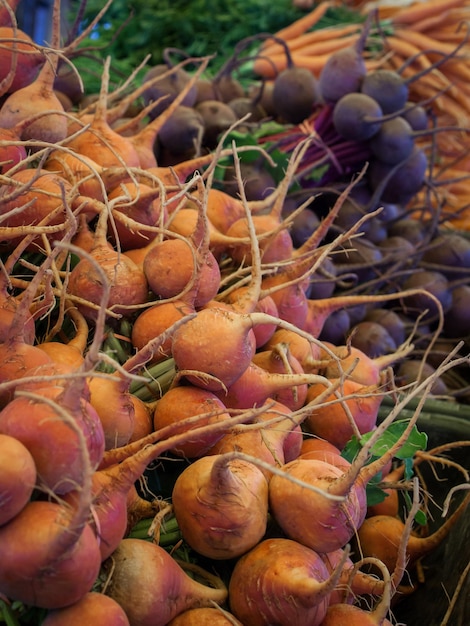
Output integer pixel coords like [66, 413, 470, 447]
[0, 25, 43, 92]
[141, 62, 198, 119]
[318, 17, 370, 102]
[304, 287, 442, 339]
[357, 490, 470, 574]
[320, 342, 414, 386]
[252, 344, 309, 410]
[37, 305, 88, 370]
[152, 385, 232, 458]
[195, 99, 239, 148]
[89, 315, 197, 451]
[401, 269, 453, 321]
[0, 384, 105, 494]
[168, 607, 243, 625]
[157, 104, 204, 157]
[0, 391, 101, 609]
[205, 187, 246, 233]
[0, 0, 66, 144]
[360, 68, 409, 114]
[0, 499, 101, 608]
[171, 306, 257, 391]
[333, 92, 384, 142]
[270, 457, 368, 553]
[143, 195, 221, 308]
[250, 294, 279, 348]
[443, 285, 470, 338]
[106, 182, 166, 251]
[103, 538, 228, 626]
[208, 400, 303, 479]
[0, 230, 77, 407]
[299, 437, 352, 471]
[0, 127, 27, 174]
[421, 232, 470, 279]
[349, 321, 398, 359]
[320, 548, 388, 606]
[172, 452, 269, 559]
[320, 556, 393, 625]
[395, 359, 449, 396]
[367, 146, 428, 206]
[267, 356, 464, 554]
[0, 168, 76, 251]
[303, 379, 383, 449]
[272, 65, 321, 124]
[264, 328, 322, 373]
[67, 208, 149, 323]
[87, 375, 136, 450]
[260, 172, 376, 330]
[363, 308, 406, 347]
[41, 592, 130, 625]
[127, 396, 153, 443]
[225, 211, 294, 265]
[222, 134, 316, 268]
[0, 433, 36, 526]
[213, 360, 331, 411]
[74, 397, 265, 559]
[128, 56, 211, 169]
[228, 537, 349, 626]
[131, 300, 196, 364]
[66, 57, 141, 168]
[368, 116, 417, 165]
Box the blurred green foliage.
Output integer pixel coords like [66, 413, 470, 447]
[66, 0, 307, 93]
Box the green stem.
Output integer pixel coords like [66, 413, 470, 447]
[0, 600, 20, 626]
[380, 395, 470, 419]
[129, 358, 177, 401]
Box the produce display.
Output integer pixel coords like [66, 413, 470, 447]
[0, 0, 469, 624]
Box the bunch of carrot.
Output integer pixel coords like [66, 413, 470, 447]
[372, 0, 470, 227]
[255, 0, 470, 228]
[254, 1, 369, 78]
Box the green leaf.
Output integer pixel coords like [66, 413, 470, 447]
[342, 421, 428, 464]
[341, 421, 428, 507]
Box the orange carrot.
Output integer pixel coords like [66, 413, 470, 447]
[425, 30, 470, 44]
[409, 9, 453, 33]
[390, 0, 466, 26]
[413, 83, 470, 124]
[393, 27, 469, 57]
[441, 59, 470, 83]
[253, 51, 331, 79]
[271, 1, 333, 42]
[262, 23, 360, 56]
[283, 33, 360, 58]
[384, 36, 432, 70]
[416, 71, 470, 116]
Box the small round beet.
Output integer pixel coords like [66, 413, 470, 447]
[333, 92, 383, 142]
[401, 270, 453, 321]
[395, 359, 449, 396]
[360, 69, 409, 114]
[443, 285, 470, 338]
[367, 147, 428, 205]
[158, 105, 205, 156]
[272, 67, 321, 124]
[195, 99, 238, 148]
[319, 308, 351, 344]
[369, 117, 415, 165]
[422, 233, 470, 280]
[318, 43, 367, 103]
[363, 308, 406, 346]
[348, 321, 397, 359]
